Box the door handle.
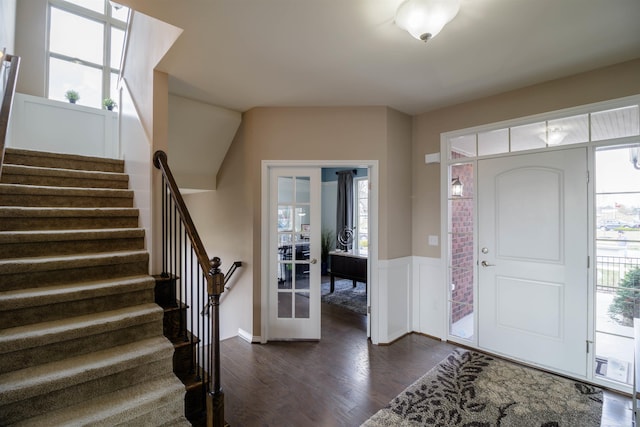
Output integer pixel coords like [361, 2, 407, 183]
[307, 258, 318, 265]
[481, 260, 495, 267]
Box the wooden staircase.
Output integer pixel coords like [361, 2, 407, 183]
[0, 148, 190, 426]
[154, 274, 207, 422]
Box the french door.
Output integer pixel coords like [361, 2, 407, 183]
[477, 148, 589, 376]
[267, 168, 321, 340]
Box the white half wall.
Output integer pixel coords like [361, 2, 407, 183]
[376, 256, 412, 343]
[8, 93, 119, 158]
[412, 256, 446, 339]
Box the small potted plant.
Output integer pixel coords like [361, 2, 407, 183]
[65, 89, 79, 104]
[102, 98, 117, 111]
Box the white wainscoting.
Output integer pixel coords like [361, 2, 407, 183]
[8, 93, 119, 159]
[411, 256, 446, 339]
[376, 257, 412, 343]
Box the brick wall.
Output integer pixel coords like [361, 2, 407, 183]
[450, 160, 474, 323]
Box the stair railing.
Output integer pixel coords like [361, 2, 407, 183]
[153, 150, 240, 427]
[0, 53, 20, 179]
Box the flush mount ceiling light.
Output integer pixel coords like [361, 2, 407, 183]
[395, 0, 461, 42]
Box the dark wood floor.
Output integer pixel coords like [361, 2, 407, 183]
[219, 303, 634, 427]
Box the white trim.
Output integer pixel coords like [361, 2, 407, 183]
[377, 256, 412, 343]
[411, 255, 447, 339]
[261, 160, 380, 344]
[442, 94, 640, 142]
[237, 328, 260, 344]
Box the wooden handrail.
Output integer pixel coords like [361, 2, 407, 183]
[153, 149, 228, 427]
[0, 54, 21, 179]
[153, 150, 214, 276]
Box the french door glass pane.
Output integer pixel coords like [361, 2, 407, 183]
[276, 173, 312, 320]
[49, 57, 102, 107]
[50, 7, 104, 65]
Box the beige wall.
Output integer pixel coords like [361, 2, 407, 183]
[14, 0, 46, 96]
[412, 58, 640, 258]
[216, 106, 411, 334]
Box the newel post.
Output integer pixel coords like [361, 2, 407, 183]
[207, 257, 225, 427]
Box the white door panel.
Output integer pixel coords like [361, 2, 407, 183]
[478, 148, 588, 376]
[268, 168, 321, 340]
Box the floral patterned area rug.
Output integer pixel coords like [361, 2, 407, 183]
[362, 349, 603, 427]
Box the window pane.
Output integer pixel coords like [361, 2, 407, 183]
[111, 4, 130, 22]
[49, 57, 102, 107]
[110, 72, 119, 101]
[110, 27, 125, 69]
[511, 122, 546, 152]
[449, 301, 474, 340]
[592, 106, 640, 141]
[449, 134, 476, 159]
[478, 128, 509, 156]
[450, 163, 474, 198]
[547, 114, 588, 145]
[64, 0, 104, 13]
[50, 7, 104, 65]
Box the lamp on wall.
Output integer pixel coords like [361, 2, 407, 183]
[395, 0, 461, 42]
[451, 177, 463, 197]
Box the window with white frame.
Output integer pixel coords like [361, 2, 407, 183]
[354, 176, 369, 255]
[47, 0, 129, 108]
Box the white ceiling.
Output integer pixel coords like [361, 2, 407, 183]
[128, 0, 640, 115]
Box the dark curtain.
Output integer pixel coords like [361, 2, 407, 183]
[336, 170, 354, 251]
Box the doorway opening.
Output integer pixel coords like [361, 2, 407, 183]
[262, 160, 377, 343]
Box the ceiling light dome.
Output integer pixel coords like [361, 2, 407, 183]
[395, 0, 461, 42]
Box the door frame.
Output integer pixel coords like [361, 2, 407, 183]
[438, 94, 640, 392]
[261, 160, 380, 343]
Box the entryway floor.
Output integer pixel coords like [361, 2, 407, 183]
[217, 302, 633, 425]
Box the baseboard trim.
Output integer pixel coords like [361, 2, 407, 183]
[238, 328, 260, 343]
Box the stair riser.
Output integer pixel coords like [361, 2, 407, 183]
[1, 287, 154, 329]
[173, 341, 197, 378]
[0, 358, 173, 424]
[0, 321, 163, 374]
[163, 306, 188, 341]
[1, 260, 149, 291]
[1, 173, 129, 189]
[0, 215, 139, 231]
[3, 151, 124, 173]
[0, 194, 133, 208]
[0, 237, 145, 259]
[185, 381, 206, 420]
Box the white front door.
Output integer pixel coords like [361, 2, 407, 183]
[478, 148, 588, 376]
[268, 168, 321, 340]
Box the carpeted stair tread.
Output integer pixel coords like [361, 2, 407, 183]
[0, 206, 139, 218]
[0, 336, 174, 404]
[0, 227, 144, 243]
[0, 303, 163, 354]
[0, 228, 145, 258]
[0, 206, 140, 231]
[0, 164, 129, 189]
[0, 275, 154, 310]
[14, 374, 189, 427]
[0, 183, 134, 208]
[3, 147, 124, 173]
[0, 250, 148, 274]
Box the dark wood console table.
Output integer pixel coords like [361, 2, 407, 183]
[328, 251, 367, 293]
